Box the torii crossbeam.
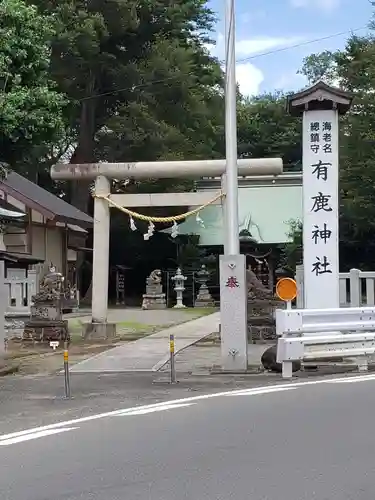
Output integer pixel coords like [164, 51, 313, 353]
[51, 158, 283, 371]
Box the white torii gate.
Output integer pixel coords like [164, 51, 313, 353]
[51, 158, 282, 370]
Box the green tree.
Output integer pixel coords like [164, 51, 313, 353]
[0, 0, 66, 173]
[236, 93, 302, 171]
[279, 220, 302, 275]
[298, 50, 337, 84]
[29, 0, 224, 209]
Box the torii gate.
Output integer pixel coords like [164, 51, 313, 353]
[51, 158, 283, 370]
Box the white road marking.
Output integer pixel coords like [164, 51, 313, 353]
[0, 427, 78, 446]
[116, 402, 194, 416]
[326, 374, 375, 384]
[1, 373, 375, 445]
[225, 386, 297, 396]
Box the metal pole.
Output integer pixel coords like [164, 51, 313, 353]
[63, 340, 71, 399]
[224, 0, 240, 255]
[169, 334, 176, 383]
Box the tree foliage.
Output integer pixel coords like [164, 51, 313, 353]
[279, 220, 302, 275]
[27, 0, 224, 209]
[298, 50, 337, 85]
[0, 0, 66, 171]
[237, 93, 301, 171]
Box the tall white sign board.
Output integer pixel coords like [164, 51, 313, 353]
[302, 109, 339, 309]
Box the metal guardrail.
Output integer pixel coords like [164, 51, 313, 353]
[276, 306, 375, 378]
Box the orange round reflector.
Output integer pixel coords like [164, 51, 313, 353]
[276, 277, 297, 301]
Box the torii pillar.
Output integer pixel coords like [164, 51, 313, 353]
[51, 159, 283, 348]
[287, 81, 353, 311]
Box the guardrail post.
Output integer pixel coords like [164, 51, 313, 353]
[350, 268, 361, 307]
[295, 265, 304, 309]
[282, 361, 293, 379]
[349, 269, 368, 371]
[357, 359, 368, 372]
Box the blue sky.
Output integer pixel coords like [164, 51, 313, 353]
[206, 0, 373, 95]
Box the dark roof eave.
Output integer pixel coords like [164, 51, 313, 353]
[0, 172, 93, 225]
[53, 214, 93, 228]
[0, 251, 44, 264]
[287, 80, 354, 116]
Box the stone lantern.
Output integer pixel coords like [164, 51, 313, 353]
[194, 264, 215, 307]
[171, 268, 187, 308]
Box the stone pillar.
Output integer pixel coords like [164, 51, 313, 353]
[287, 82, 353, 311]
[221, 174, 229, 255]
[220, 254, 248, 371]
[89, 176, 115, 338]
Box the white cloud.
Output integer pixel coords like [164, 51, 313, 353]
[274, 72, 307, 91]
[211, 34, 305, 59]
[290, 0, 340, 12]
[240, 10, 267, 24]
[236, 63, 264, 96]
[235, 36, 305, 57]
[206, 33, 309, 96]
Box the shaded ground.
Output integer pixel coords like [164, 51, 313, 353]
[2, 374, 375, 500]
[4, 308, 216, 375]
[0, 369, 366, 438]
[0, 371, 279, 435]
[160, 338, 269, 373]
[70, 312, 220, 373]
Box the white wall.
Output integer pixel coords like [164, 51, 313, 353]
[45, 226, 63, 272]
[3, 201, 73, 275]
[30, 225, 64, 272]
[30, 225, 46, 261]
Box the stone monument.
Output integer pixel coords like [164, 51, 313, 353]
[23, 265, 69, 344]
[141, 269, 166, 310]
[194, 264, 215, 307]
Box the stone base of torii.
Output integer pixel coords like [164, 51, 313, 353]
[51, 158, 282, 371]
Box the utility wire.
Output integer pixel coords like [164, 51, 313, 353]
[235, 26, 367, 64]
[80, 25, 368, 102]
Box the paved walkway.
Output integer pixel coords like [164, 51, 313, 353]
[159, 343, 269, 374]
[70, 312, 220, 373]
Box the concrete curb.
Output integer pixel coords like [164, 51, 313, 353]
[0, 363, 19, 376]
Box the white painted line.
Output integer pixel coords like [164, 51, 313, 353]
[116, 403, 194, 416]
[0, 427, 78, 446]
[1, 373, 374, 444]
[225, 386, 297, 396]
[326, 374, 375, 384]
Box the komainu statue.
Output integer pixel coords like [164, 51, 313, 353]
[246, 266, 281, 344]
[141, 269, 166, 309]
[246, 267, 301, 373]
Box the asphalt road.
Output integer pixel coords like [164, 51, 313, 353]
[1, 374, 374, 500]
